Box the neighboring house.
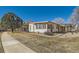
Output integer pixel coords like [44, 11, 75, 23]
[18, 22, 29, 32]
[64, 24, 73, 32]
[21, 24, 29, 32]
[64, 24, 78, 32]
[29, 21, 63, 33]
[73, 24, 79, 32]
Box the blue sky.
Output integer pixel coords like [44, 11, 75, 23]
[0, 6, 76, 22]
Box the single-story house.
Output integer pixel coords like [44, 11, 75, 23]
[28, 21, 65, 33]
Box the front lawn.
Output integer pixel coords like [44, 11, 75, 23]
[10, 32, 79, 53]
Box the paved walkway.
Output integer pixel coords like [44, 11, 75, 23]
[1, 32, 35, 53]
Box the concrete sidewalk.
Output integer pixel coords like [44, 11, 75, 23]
[1, 32, 35, 53]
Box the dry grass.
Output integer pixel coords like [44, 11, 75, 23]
[10, 32, 79, 53]
[0, 32, 4, 53]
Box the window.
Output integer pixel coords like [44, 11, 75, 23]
[48, 24, 53, 29]
[35, 24, 46, 29]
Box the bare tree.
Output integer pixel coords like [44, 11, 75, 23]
[69, 7, 79, 24]
[52, 17, 64, 24]
[26, 19, 33, 24]
[69, 7, 79, 32]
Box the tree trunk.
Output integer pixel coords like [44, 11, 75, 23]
[11, 28, 14, 32]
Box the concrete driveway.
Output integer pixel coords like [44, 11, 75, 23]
[1, 32, 35, 53]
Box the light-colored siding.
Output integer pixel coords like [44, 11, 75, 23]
[34, 24, 47, 33]
[29, 24, 35, 32]
[29, 22, 60, 33]
[29, 23, 48, 33]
